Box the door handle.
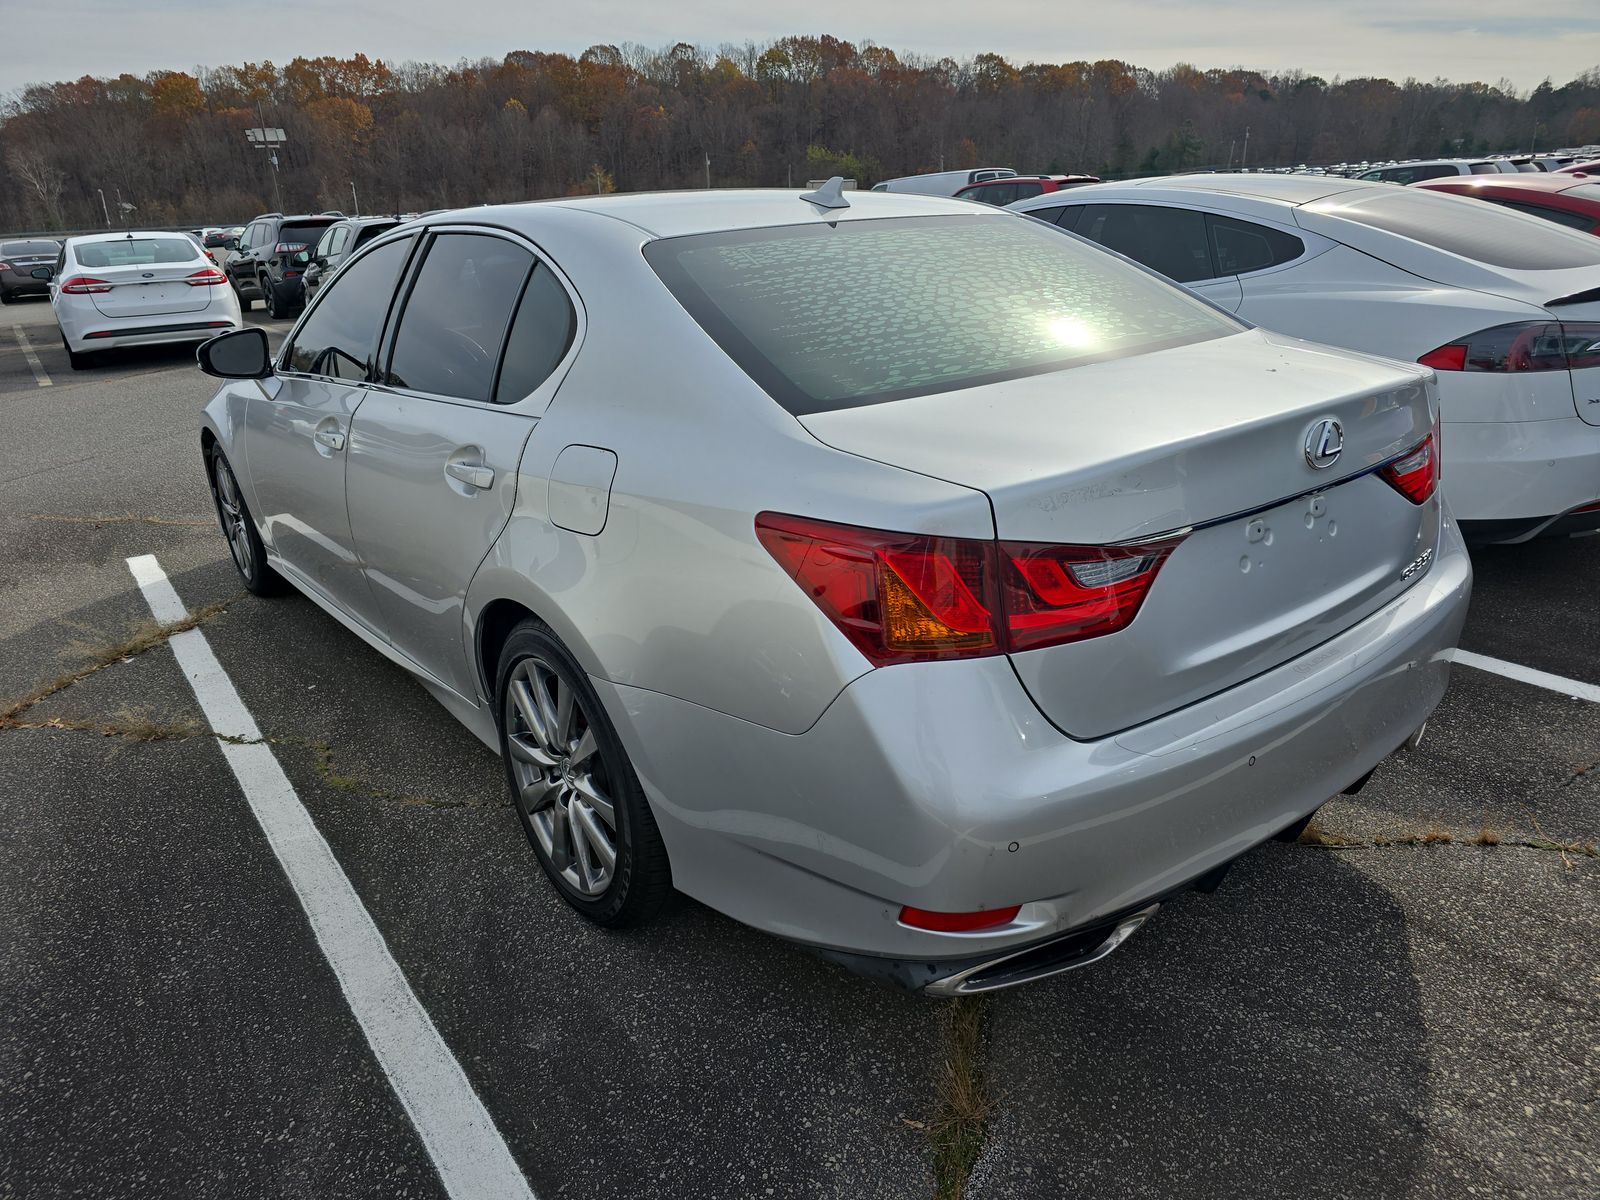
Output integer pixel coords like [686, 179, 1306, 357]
[446, 461, 494, 489]
[314, 428, 345, 451]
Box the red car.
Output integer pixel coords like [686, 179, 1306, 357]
[1555, 160, 1600, 175]
[1413, 173, 1600, 236]
[954, 174, 1100, 205]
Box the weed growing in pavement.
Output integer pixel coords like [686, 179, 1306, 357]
[0, 597, 240, 730]
[8, 710, 203, 742]
[927, 996, 993, 1200]
[1297, 819, 1596, 866]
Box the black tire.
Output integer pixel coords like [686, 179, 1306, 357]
[263, 277, 288, 319]
[0, 289, 10, 305]
[205, 446, 286, 596]
[61, 334, 87, 371]
[497, 621, 671, 928]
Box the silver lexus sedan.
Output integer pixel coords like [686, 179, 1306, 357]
[196, 184, 1471, 994]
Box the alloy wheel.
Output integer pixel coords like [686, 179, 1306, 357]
[213, 458, 255, 580]
[504, 656, 619, 897]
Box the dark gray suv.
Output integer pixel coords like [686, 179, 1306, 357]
[224, 213, 339, 318]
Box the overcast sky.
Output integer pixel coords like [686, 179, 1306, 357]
[2, 0, 1597, 96]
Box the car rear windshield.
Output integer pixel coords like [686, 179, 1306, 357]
[644, 214, 1241, 414]
[2, 240, 58, 256]
[279, 221, 335, 248]
[1310, 188, 1600, 269]
[73, 237, 200, 268]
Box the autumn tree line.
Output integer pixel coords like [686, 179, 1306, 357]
[3, 36, 1600, 232]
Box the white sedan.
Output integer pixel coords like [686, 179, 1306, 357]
[43, 231, 241, 369]
[1011, 175, 1600, 543]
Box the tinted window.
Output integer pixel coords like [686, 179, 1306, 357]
[387, 233, 533, 402]
[74, 238, 201, 268]
[313, 226, 340, 257]
[1074, 204, 1215, 282]
[494, 264, 577, 404]
[644, 214, 1240, 415]
[353, 222, 398, 248]
[286, 237, 411, 379]
[1469, 162, 1496, 174]
[1012, 182, 1044, 200]
[1023, 206, 1068, 226]
[1055, 207, 1085, 231]
[2, 240, 58, 256]
[1413, 165, 1458, 182]
[954, 186, 981, 201]
[1310, 189, 1600, 269]
[1488, 199, 1597, 232]
[977, 183, 1019, 206]
[1208, 215, 1306, 274]
[279, 221, 333, 250]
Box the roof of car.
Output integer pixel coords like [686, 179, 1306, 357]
[66, 230, 201, 245]
[1062, 173, 1379, 207]
[440, 188, 992, 239]
[967, 174, 1097, 185]
[1413, 174, 1596, 195]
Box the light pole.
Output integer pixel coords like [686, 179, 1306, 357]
[704, 153, 711, 190]
[97, 188, 110, 227]
[350, 180, 360, 216]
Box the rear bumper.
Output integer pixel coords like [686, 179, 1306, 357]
[1443, 416, 1600, 528]
[67, 320, 240, 353]
[1, 279, 48, 298]
[596, 518, 1473, 980]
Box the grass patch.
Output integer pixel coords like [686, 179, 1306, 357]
[928, 996, 992, 1200]
[0, 597, 239, 731]
[10, 710, 203, 742]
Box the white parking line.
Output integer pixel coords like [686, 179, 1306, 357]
[1452, 649, 1600, 703]
[12, 325, 52, 387]
[124, 554, 536, 1200]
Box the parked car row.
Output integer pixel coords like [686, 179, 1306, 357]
[1007, 174, 1600, 545]
[189, 183, 1475, 995]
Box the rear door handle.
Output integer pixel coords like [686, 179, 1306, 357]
[314, 428, 345, 451]
[446, 461, 494, 489]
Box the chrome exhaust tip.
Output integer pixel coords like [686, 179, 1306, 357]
[923, 903, 1161, 997]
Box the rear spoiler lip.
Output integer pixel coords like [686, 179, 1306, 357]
[1547, 286, 1600, 308]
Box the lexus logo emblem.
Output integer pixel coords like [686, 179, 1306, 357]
[1304, 418, 1344, 470]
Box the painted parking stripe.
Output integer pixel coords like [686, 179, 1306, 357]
[1452, 649, 1600, 703]
[12, 325, 51, 387]
[125, 554, 536, 1200]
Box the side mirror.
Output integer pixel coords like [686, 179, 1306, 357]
[31, 267, 52, 280]
[198, 327, 272, 379]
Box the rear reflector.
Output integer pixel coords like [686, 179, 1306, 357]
[1419, 321, 1600, 372]
[900, 904, 1021, 932]
[755, 512, 1181, 665]
[1378, 432, 1439, 505]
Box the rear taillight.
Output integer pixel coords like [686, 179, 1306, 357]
[1378, 432, 1438, 505]
[1418, 321, 1600, 372]
[186, 267, 226, 287]
[0, 262, 10, 273]
[754, 513, 1181, 665]
[60, 275, 112, 294]
[274, 241, 307, 255]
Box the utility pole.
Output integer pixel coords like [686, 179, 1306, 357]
[1227, 140, 1236, 171]
[1241, 126, 1251, 171]
[255, 98, 284, 212]
[350, 180, 360, 216]
[705, 153, 711, 190]
[97, 188, 110, 227]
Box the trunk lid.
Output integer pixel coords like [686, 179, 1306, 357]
[800, 330, 1442, 737]
[1547, 291, 1600, 427]
[89, 261, 212, 317]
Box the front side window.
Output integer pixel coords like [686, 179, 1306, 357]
[644, 213, 1241, 415]
[1208, 215, 1306, 275]
[73, 238, 201, 268]
[285, 236, 412, 379]
[1074, 203, 1215, 282]
[1309, 188, 1600, 269]
[386, 233, 533, 402]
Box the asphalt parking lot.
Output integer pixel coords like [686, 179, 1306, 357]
[1, 295, 1596, 1199]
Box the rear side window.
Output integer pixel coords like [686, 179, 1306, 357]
[386, 233, 533, 402]
[1074, 204, 1215, 282]
[1208, 215, 1305, 275]
[643, 214, 1240, 415]
[494, 264, 577, 404]
[1413, 165, 1458, 183]
[1012, 182, 1044, 200]
[353, 222, 397, 247]
[1486, 199, 1596, 232]
[73, 238, 200, 268]
[1310, 189, 1600, 269]
[1023, 206, 1068, 226]
[286, 236, 411, 379]
[1469, 162, 1497, 174]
